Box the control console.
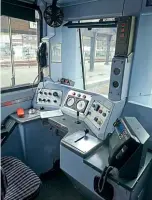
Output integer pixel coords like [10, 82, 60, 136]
[33, 81, 125, 141]
[63, 90, 92, 115]
[87, 101, 110, 131]
[36, 88, 62, 107]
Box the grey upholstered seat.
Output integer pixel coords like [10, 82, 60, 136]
[1, 156, 41, 200]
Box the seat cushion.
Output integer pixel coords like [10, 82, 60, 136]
[1, 157, 41, 200]
[1, 166, 8, 200]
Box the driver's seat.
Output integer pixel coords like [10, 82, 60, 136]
[1, 156, 41, 200]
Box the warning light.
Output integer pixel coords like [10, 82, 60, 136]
[17, 108, 25, 118]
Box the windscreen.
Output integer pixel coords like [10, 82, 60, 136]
[81, 27, 117, 96]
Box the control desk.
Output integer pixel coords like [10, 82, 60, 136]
[7, 81, 152, 200]
[33, 81, 125, 141]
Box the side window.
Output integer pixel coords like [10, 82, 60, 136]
[0, 16, 12, 88]
[0, 15, 39, 89]
[81, 27, 117, 96]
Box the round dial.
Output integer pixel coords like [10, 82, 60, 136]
[76, 100, 86, 111]
[66, 97, 75, 107]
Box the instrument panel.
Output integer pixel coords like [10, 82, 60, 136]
[86, 101, 110, 130]
[64, 90, 92, 113]
[36, 88, 62, 107]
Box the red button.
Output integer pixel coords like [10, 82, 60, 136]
[121, 23, 125, 27]
[99, 110, 102, 114]
[72, 92, 76, 95]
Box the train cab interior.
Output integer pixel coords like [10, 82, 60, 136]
[1, 0, 152, 200]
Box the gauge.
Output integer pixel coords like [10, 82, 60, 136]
[76, 100, 86, 111]
[66, 97, 75, 107]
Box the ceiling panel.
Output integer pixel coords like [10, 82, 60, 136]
[44, 0, 97, 7]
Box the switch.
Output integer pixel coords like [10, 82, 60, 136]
[95, 105, 100, 111]
[49, 92, 52, 95]
[54, 100, 57, 103]
[93, 104, 100, 111]
[53, 92, 58, 97]
[103, 113, 106, 117]
[47, 99, 50, 102]
[97, 120, 102, 125]
[83, 95, 86, 99]
[43, 99, 46, 102]
[99, 109, 102, 114]
[39, 98, 42, 101]
[87, 111, 91, 116]
[94, 117, 98, 122]
[39, 91, 43, 94]
[77, 94, 81, 97]
[92, 104, 96, 108]
[44, 92, 47, 95]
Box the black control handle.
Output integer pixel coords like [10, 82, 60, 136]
[76, 111, 81, 124]
[84, 129, 89, 136]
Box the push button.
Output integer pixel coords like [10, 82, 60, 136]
[103, 113, 106, 117]
[94, 117, 98, 122]
[99, 109, 102, 114]
[77, 94, 81, 97]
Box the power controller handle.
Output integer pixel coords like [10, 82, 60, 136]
[76, 111, 81, 124]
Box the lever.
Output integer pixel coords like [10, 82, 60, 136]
[76, 111, 81, 124]
[75, 129, 89, 143]
[84, 129, 89, 137]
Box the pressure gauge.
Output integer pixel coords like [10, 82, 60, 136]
[66, 97, 75, 107]
[76, 100, 86, 111]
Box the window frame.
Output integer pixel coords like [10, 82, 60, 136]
[1, 6, 43, 94]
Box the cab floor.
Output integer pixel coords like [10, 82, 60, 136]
[36, 171, 87, 200]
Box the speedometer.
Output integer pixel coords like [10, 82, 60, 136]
[76, 100, 86, 111]
[66, 97, 75, 107]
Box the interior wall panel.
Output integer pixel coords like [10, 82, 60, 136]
[63, 0, 124, 21]
[1, 88, 35, 121]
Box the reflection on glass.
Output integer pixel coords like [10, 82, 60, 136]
[81, 27, 117, 96]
